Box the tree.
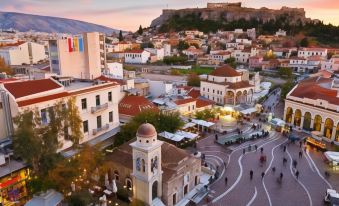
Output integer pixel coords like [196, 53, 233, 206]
[177, 40, 189, 51]
[119, 30, 124, 42]
[278, 67, 293, 79]
[300, 37, 309, 47]
[187, 73, 201, 87]
[281, 80, 296, 99]
[138, 25, 143, 35]
[0, 57, 13, 75]
[224, 57, 237, 68]
[66, 97, 83, 146]
[195, 109, 216, 121]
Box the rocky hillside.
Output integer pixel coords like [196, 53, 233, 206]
[0, 11, 118, 34]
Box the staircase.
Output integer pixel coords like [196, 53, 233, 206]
[152, 198, 166, 206]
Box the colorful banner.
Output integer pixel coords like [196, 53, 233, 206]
[68, 38, 73, 52]
[78, 37, 84, 52]
[73, 37, 79, 52]
[68, 35, 84, 53]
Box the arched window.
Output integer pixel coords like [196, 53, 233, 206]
[285, 107, 293, 123]
[142, 159, 146, 172]
[294, 109, 302, 127]
[303, 112, 312, 130]
[324, 118, 334, 139]
[136, 158, 141, 171]
[114, 170, 119, 181]
[313, 115, 322, 132]
[335, 123, 339, 142]
[125, 178, 132, 190]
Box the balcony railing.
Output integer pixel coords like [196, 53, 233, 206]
[92, 124, 109, 135]
[91, 103, 108, 114]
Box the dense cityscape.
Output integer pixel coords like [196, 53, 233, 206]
[0, 1, 338, 206]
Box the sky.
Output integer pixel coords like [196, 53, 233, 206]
[1, 0, 339, 31]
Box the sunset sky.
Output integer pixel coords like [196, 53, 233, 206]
[1, 0, 339, 31]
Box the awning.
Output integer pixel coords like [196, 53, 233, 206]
[182, 122, 196, 129]
[158, 131, 185, 142]
[324, 151, 339, 163]
[240, 107, 257, 115]
[175, 130, 198, 139]
[192, 119, 215, 127]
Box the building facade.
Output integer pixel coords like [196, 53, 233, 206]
[284, 77, 339, 144]
[0, 42, 46, 65]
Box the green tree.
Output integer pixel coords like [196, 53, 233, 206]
[281, 80, 296, 99]
[66, 97, 83, 146]
[119, 30, 124, 41]
[300, 37, 309, 47]
[177, 40, 189, 51]
[224, 57, 237, 68]
[195, 109, 216, 120]
[187, 73, 201, 87]
[278, 67, 293, 79]
[138, 25, 143, 35]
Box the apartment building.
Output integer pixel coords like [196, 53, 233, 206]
[49, 32, 106, 80]
[0, 78, 120, 151]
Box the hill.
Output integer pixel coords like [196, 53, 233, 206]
[0, 11, 118, 34]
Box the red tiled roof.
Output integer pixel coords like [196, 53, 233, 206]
[95, 75, 125, 85]
[70, 83, 118, 96]
[187, 89, 200, 98]
[210, 65, 241, 77]
[125, 49, 144, 54]
[17, 92, 69, 107]
[119, 95, 158, 116]
[196, 98, 214, 108]
[174, 98, 196, 105]
[227, 81, 253, 89]
[0, 41, 26, 48]
[0, 78, 18, 83]
[4, 79, 62, 99]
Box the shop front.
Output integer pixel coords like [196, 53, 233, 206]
[0, 168, 29, 206]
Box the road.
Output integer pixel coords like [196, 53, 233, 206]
[196, 130, 339, 206]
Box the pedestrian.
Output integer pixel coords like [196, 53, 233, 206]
[283, 145, 286, 152]
[260, 147, 264, 154]
[248, 144, 251, 151]
[215, 134, 218, 141]
[250, 170, 253, 180]
[299, 141, 302, 148]
[255, 145, 258, 151]
[272, 167, 276, 173]
[293, 160, 298, 168]
[283, 157, 287, 166]
[299, 151, 303, 158]
[243, 148, 246, 155]
[261, 172, 265, 179]
[225, 177, 228, 185]
[280, 172, 283, 180]
[295, 170, 299, 179]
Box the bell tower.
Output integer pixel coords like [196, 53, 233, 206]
[130, 123, 163, 205]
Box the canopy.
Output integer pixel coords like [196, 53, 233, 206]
[192, 119, 215, 127]
[324, 151, 339, 163]
[175, 130, 198, 140]
[153, 98, 165, 105]
[182, 122, 196, 129]
[158, 131, 185, 142]
[240, 107, 257, 115]
[270, 118, 285, 126]
[311, 131, 323, 141]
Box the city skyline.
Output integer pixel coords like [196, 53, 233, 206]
[1, 0, 339, 31]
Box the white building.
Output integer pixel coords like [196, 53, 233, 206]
[200, 65, 255, 105]
[235, 39, 252, 46]
[0, 78, 120, 151]
[163, 44, 171, 57]
[49, 32, 106, 80]
[148, 80, 173, 98]
[288, 56, 323, 73]
[284, 77, 339, 144]
[124, 50, 150, 64]
[144, 48, 164, 61]
[298, 48, 327, 58]
[322, 55, 339, 71]
[275, 29, 287, 36]
[0, 42, 46, 65]
[105, 62, 123, 79]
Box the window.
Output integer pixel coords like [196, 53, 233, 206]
[83, 120, 88, 133]
[173, 193, 177, 205]
[81, 98, 87, 110]
[97, 115, 102, 129]
[109, 111, 113, 122]
[41, 109, 48, 124]
[96, 95, 100, 106]
[108, 92, 112, 102]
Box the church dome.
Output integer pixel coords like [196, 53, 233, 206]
[137, 123, 157, 138]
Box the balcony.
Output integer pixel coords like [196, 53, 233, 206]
[92, 124, 109, 135]
[91, 103, 108, 114]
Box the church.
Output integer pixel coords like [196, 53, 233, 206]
[106, 123, 202, 206]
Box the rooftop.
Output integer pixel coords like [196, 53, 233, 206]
[119, 95, 158, 116]
[210, 65, 241, 77]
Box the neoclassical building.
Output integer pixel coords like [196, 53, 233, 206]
[284, 77, 339, 144]
[106, 123, 202, 206]
[200, 65, 255, 105]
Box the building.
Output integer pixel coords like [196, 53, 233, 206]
[0, 78, 120, 151]
[200, 65, 254, 105]
[105, 62, 123, 79]
[275, 29, 287, 36]
[284, 77, 339, 144]
[124, 50, 150, 64]
[118, 95, 158, 123]
[105, 123, 202, 206]
[209, 51, 231, 65]
[298, 47, 327, 58]
[249, 56, 264, 69]
[182, 46, 204, 60]
[0, 42, 46, 65]
[148, 80, 173, 98]
[49, 32, 106, 79]
[322, 55, 339, 71]
[288, 56, 322, 73]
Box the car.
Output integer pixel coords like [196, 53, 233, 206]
[324, 189, 339, 205]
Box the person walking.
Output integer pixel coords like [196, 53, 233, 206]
[293, 160, 298, 168]
[299, 141, 302, 148]
[215, 134, 218, 141]
[283, 157, 287, 166]
[255, 145, 258, 151]
[250, 170, 254, 180]
[225, 177, 228, 185]
[283, 145, 286, 152]
[295, 170, 299, 179]
[272, 167, 276, 173]
[280, 172, 284, 180]
[243, 148, 246, 155]
[260, 147, 264, 154]
[299, 151, 303, 158]
[261, 172, 265, 179]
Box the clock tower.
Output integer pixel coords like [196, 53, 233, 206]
[130, 123, 163, 205]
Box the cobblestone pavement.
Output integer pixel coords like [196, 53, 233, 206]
[196, 130, 339, 206]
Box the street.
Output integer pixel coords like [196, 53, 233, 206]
[196, 130, 339, 206]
